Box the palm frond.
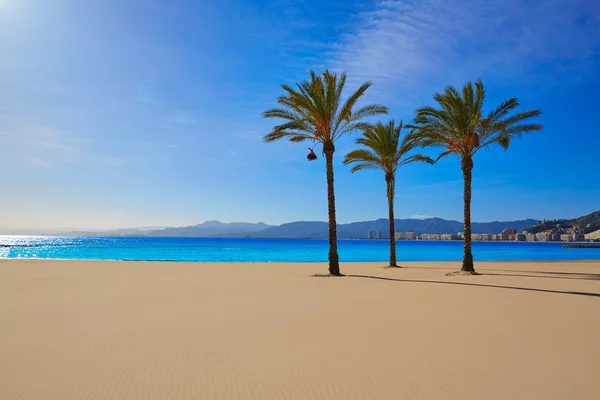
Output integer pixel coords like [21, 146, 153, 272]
[434, 149, 454, 161]
[410, 79, 543, 159]
[348, 104, 389, 122]
[486, 134, 511, 150]
[349, 162, 380, 173]
[344, 119, 435, 177]
[485, 98, 518, 122]
[400, 154, 436, 166]
[289, 133, 318, 142]
[499, 109, 543, 127]
[338, 81, 371, 121]
[343, 149, 381, 166]
[264, 129, 304, 143]
[263, 69, 384, 151]
[263, 108, 301, 121]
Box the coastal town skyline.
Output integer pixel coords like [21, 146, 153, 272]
[368, 226, 600, 242]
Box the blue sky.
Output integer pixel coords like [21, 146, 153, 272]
[1, 0, 599, 230]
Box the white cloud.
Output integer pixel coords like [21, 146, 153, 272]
[329, 0, 600, 103]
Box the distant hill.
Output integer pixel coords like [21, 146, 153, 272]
[3, 218, 540, 239]
[524, 210, 600, 234]
[146, 221, 274, 237]
[575, 210, 600, 232]
[235, 218, 539, 239]
[235, 221, 329, 239]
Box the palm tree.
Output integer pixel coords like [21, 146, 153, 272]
[343, 121, 434, 267]
[263, 70, 388, 276]
[408, 79, 542, 273]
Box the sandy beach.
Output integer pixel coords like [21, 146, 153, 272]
[1, 260, 599, 400]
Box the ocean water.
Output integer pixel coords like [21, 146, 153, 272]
[1, 236, 599, 262]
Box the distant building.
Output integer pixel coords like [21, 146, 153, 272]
[572, 233, 585, 242]
[500, 228, 517, 241]
[560, 234, 572, 242]
[395, 232, 417, 240]
[551, 233, 562, 241]
[367, 230, 373, 240]
[515, 233, 526, 241]
[474, 234, 492, 241]
[585, 229, 600, 241]
[441, 234, 460, 240]
[536, 232, 551, 242]
[421, 233, 441, 240]
[526, 234, 536, 242]
[376, 230, 382, 240]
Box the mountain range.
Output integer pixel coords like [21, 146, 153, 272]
[229, 218, 540, 239]
[146, 221, 275, 237]
[22, 217, 541, 239]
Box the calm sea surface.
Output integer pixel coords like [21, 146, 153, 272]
[1, 236, 599, 262]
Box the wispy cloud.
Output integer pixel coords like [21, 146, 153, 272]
[136, 82, 162, 105]
[166, 111, 199, 128]
[21, 156, 52, 168]
[329, 0, 600, 102]
[0, 117, 82, 167]
[96, 155, 132, 168]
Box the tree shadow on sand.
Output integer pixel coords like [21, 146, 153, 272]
[400, 266, 600, 282]
[345, 274, 600, 298]
[483, 272, 600, 281]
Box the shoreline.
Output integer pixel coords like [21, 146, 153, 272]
[3, 258, 600, 264]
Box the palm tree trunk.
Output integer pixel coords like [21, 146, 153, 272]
[324, 143, 341, 276]
[386, 174, 397, 267]
[461, 157, 475, 272]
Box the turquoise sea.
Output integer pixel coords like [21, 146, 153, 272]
[1, 236, 599, 262]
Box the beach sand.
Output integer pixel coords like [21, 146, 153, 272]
[1, 260, 599, 399]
